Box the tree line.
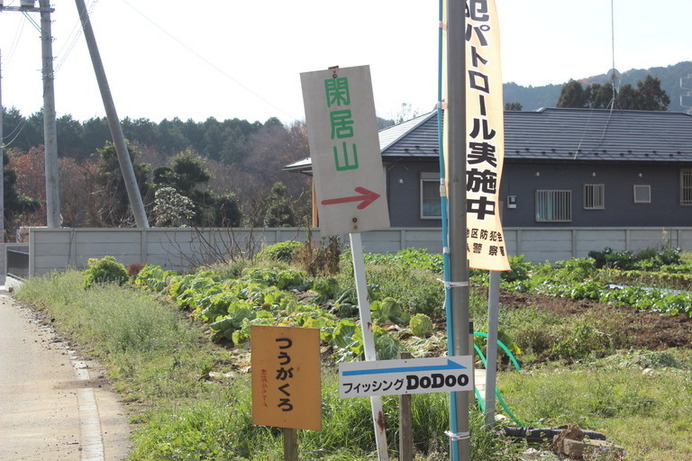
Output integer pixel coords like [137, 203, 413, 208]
[2, 110, 312, 239]
[505, 75, 671, 112]
[556, 75, 670, 110]
[3, 110, 287, 163]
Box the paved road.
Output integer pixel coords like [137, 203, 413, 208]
[0, 290, 130, 461]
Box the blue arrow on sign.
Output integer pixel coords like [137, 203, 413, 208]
[342, 358, 467, 377]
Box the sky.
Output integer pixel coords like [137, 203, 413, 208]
[1, 0, 691, 125]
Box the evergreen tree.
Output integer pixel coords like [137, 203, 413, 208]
[153, 149, 241, 227]
[557, 79, 587, 108]
[584, 82, 615, 109]
[614, 84, 640, 110]
[94, 140, 151, 227]
[558, 76, 670, 111]
[635, 75, 670, 111]
[261, 182, 297, 227]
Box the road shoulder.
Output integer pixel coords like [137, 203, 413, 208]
[0, 291, 131, 461]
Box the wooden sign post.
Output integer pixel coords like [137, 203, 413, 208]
[251, 326, 321, 459]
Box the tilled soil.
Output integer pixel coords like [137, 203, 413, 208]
[498, 290, 692, 350]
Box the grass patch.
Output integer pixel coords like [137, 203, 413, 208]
[498, 350, 691, 460]
[16, 270, 521, 460]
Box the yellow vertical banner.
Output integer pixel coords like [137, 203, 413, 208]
[444, 0, 510, 271]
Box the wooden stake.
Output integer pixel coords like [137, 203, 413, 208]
[398, 352, 413, 461]
[283, 428, 298, 461]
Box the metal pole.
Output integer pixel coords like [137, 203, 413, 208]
[446, 0, 470, 459]
[74, 0, 149, 228]
[484, 271, 500, 426]
[39, 0, 61, 228]
[350, 232, 389, 460]
[436, 2, 460, 459]
[0, 50, 4, 241]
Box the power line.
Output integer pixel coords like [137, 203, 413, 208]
[55, 0, 100, 72]
[3, 10, 27, 64]
[119, 0, 301, 122]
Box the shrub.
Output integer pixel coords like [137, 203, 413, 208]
[259, 240, 302, 262]
[83, 256, 129, 289]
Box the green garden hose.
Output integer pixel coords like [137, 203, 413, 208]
[472, 332, 524, 426]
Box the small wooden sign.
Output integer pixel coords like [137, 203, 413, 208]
[251, 326, 321, 431]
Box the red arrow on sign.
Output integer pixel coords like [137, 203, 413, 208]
[321, 187, 381, 210]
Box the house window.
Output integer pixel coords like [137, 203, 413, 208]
[420, 172, 441, 219]
[681, 169, 692, 206]
[583, 184, 605, 210]
[633, 185, 651, 204]
[535, 190, 572, 222]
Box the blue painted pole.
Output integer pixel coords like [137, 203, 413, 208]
[441, 1, 470, 459]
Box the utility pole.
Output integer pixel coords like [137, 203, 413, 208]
[445, 0, 470, 459]
[39, 0, 61, 228]
[2, 1, 62, 228]
[1, 50, 4, 241]
[74, 0, 149, 228]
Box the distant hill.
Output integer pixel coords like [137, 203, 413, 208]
[503, 61, 692, 113]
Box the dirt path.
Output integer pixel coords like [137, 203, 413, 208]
[0, 291, 130, 461]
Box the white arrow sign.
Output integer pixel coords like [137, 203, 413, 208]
[339, 356, 474, 398]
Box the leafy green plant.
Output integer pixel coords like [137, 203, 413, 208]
[311, 276, 340, 303]
[82, 255, 129, 289]
[590, 246, 684, 271]
[370, 297, 408, 324]
[409, 313, 434, 337]
[134, 264, 176, 292]
[242, 267, 310, 291]
[209, 302, 255, 343]
[354, 263, 445, 318]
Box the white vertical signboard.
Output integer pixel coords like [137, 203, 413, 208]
[300, 65, 390, 236]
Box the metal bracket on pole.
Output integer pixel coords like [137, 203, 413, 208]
[438, 280, 469, 289]
[445, 431, 470, 442]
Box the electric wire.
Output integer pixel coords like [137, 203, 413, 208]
[55, 0, 100, 73]
[4, 11, 27, 65]
[2, 117, 29, 147]
[118, 0, 300, 123]
[0, 12, 31, 147]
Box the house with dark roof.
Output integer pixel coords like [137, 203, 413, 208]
[288, 107, 692, 231]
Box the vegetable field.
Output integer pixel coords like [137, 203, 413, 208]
[15, 243, 691, 460]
